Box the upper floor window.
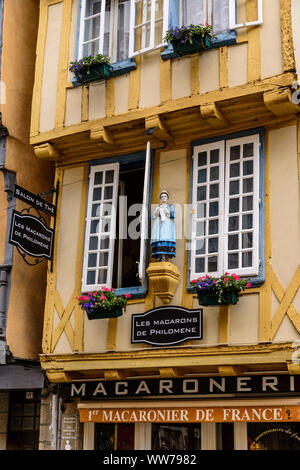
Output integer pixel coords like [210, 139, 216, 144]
[79, 0, 131, 63]
[190, 131, 264, 282]
[78, 0, 239, 63]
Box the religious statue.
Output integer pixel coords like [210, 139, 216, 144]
[150, 190, 176, 261]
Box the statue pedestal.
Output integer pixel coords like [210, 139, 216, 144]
[146, 261, 180, 304]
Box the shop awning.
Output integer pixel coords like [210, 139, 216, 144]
[78, 399, 300, 424]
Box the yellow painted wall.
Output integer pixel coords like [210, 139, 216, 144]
[32, 0, 289, 137]
[49, 124, 300, 356]
[1, 0, 54, 359]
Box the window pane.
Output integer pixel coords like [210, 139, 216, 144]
[94, 171, 103, 185]
[196, 239, 205, 255]
[84, 17, 101, 43]
[100, 237, 110, 249]
[197, 186, 206, 201]
[229, 180, 239, 195]
[228, 234, 239, 250]
[195, 257, 205, 273]
[87, 270, 96, 285]
[102, 218, 111, 233]
[196, 221, 206, 237]
[209, 184, 219, 199]
[105, 170, 114, 183]
[117, 0, 130, 61]
[89, 236, 98, 250]
[98, 269, 107, 284]
[210, 166, 219, 181]
[198, 152, 207, 167]
[242, 196, 253, 211]
[99, 252, 109, 266]
[230, 145, 240, 161]
[104, 186, 113, 199]
[229, 198, 239, 214]
[88, 253, 97, 267]
[208, 256, 218, 272]
[243, 143, 254, 158]
[242, 251, 253, 267]
[91, 220, 100, 233]
[228, 253, 238, 269]
[242, 214, 253, 229]
[93, 187, 102, 201]
[243, 178, 253, 193]
[242, 232, 253, 249]
[209, 219, 218, 235]
[243, 160, 253, 175]
[198, 169, 207, 183]
[197, 203, 206, 219]
[230, 163, 240, 177]
[208, 238, 218, 254]
[102, 203, 112, 216]
[210, 149, 219, 164]
[92, 204, 101, 217]
[209, 202, 218, 217]
[85, 0, 102, 17]
[23, 418, 34, 430]
[228, 216, 239, 232]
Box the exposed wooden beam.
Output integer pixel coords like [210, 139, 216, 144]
[145, 114, 173, 144]
[200, 103, 228, 129]
[90, 125, 114, 150]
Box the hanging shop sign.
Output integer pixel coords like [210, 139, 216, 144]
[67, 375, 300, 400]
[9, 183, 58, 266]
[9, 210, 54, 260]
[14, 184, 56, 216]
[131, 306, 203, 346]
[78, 405, 300, 424]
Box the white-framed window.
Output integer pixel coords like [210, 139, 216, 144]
[229, 0, 263, 30]
[78, 0, 131, 63]
[180, 0, 230, 35]
[190, 133, 260, 280]
[129, 0, 169, 56]
[82, 148, 151, 293]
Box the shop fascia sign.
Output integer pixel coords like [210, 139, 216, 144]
[66, 375, 300, 400]
[9, 183, 58, 267]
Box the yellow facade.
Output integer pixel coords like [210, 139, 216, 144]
[29, 0, 300, 450]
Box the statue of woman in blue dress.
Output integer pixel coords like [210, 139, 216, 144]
[151, 190, 176, 261]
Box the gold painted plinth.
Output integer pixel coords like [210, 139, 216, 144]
[146, 261, 180, 304]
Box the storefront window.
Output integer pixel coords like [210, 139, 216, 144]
[151, 424, 201, 450]
[94, 423, 134, 450]
[248, 423, 300, 451]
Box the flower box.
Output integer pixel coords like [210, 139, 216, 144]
[74, 63, 111, 84]
[171, 33, 212, 57]
[86, 305, 124, 320]
[197, 288, 239, 307]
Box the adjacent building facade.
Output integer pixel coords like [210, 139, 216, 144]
[0, 0, 54, 450]
[30, 0, 300, 450]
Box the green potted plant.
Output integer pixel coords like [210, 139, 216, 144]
[164, 23, 216, 57]
[190, 273, 251, 307]
[69, 54, 111, 84]
[77, 287, 131, 319]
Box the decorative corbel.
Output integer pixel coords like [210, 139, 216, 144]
[263, 89, 300, 117]
[287, 363, 300, 375]
[218, 365, 246, 376]
[159, 367, 179, 378]
[34, 142, 60, 161]
[46, 369, 69, 383]
[146, 261, 180, 304]
[104, 369, 127, 381]
[90, 125, 114, 150]
[200, 103, 228, 129]
[145, 115, 173, 144]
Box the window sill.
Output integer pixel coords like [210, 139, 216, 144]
[161, 31, 237, 61]
[71, 57, 137, 87]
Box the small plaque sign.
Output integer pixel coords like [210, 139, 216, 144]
[14, 184, 56, 216]
[131, 306, 202, 346]
[9, 210, 54, 260]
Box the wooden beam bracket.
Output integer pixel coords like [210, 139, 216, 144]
[90, 125, 114, 150]
[263, 89, 300, 117]
[145, 115, 173, 144]
[34, 142, 60, 161]
[200, 103, 228, 129]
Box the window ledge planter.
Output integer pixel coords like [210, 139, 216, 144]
[69, 54, 112, 85]
[86, 305, 124, 320]
[77, 288, 131, 320]
[171, 33, 212, 57]
[196, 288, 239, 307]
[74, 63, 111, 84]
[191, 274, 251, 307]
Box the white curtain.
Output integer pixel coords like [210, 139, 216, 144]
[212, 0, 229, 33]
[182, 0, 229, 33]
